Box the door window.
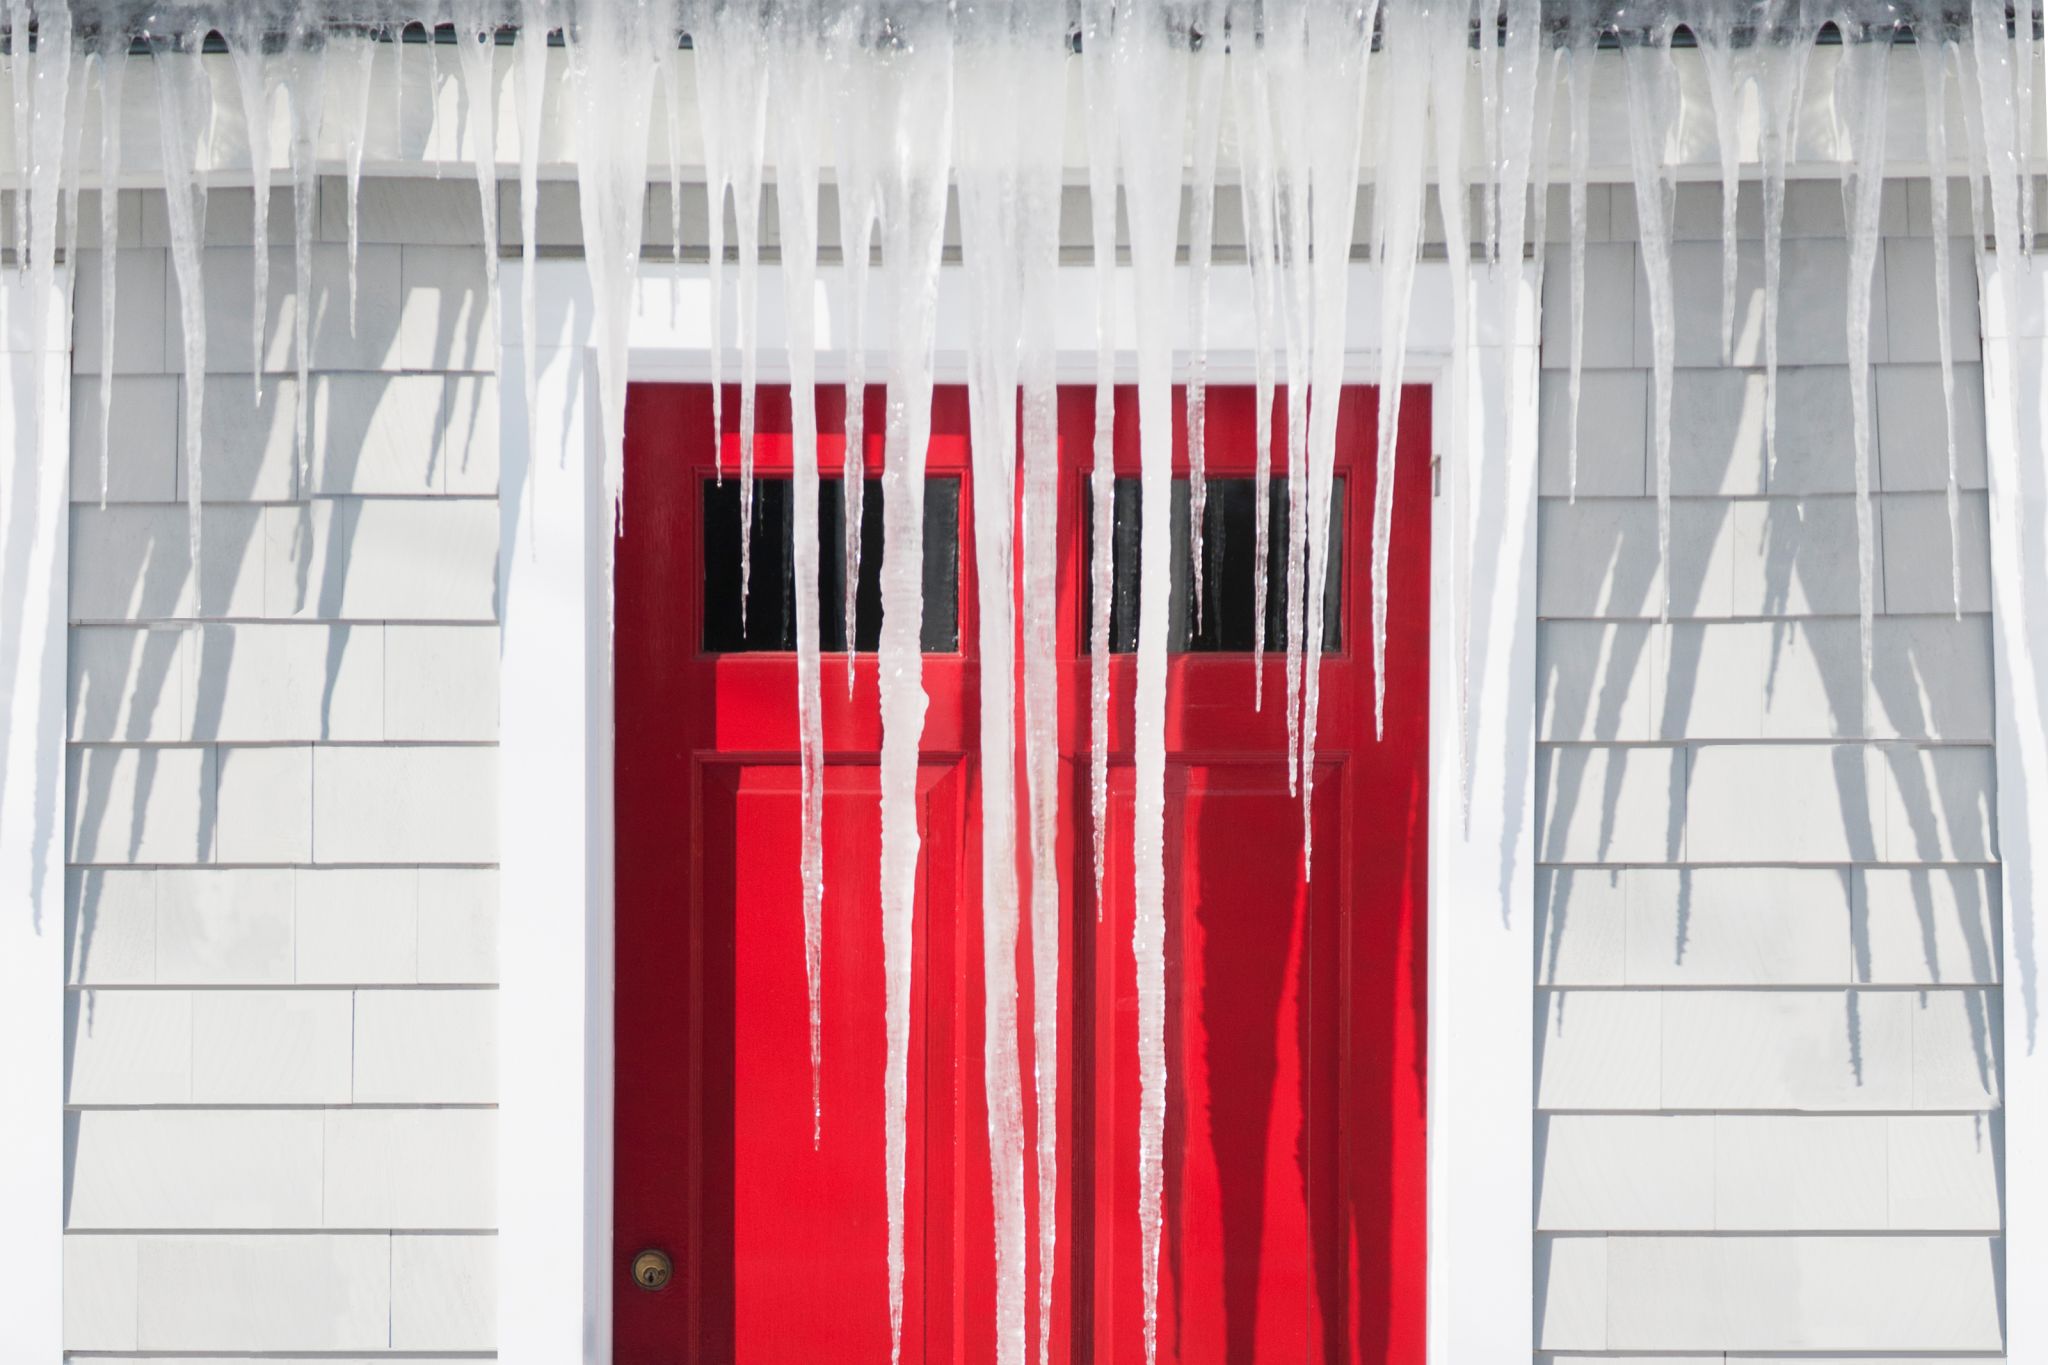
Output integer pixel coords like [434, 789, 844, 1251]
[701, 476, 962, 653]
[1091, 475, 1344, 653]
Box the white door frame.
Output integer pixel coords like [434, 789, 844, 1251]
[494, 254, 1539, 1363]
[0, 267, 72, 1362]
[1977, 258, 2048, 1365]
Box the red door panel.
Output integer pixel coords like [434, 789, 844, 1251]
[615, 380, 1428, 1363]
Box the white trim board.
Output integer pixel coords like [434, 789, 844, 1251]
[0, 268, 72, 1359]
[1978, 257, 2048, 1365]
[495, 256, 1537, 1363]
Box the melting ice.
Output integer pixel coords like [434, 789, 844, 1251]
[13, 2, 2033, 1360]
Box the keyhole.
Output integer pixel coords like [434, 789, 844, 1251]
[632, 1248, 672, 1291]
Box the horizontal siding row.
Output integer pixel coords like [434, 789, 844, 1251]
[1533, 182, 2003, 1361]
[65, 182, 500, 1358]
[65, 1231, 493, 1353]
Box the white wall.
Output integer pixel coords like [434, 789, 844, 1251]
[63, 178, 500, 1357]
[1533, 179, 2005, 1359]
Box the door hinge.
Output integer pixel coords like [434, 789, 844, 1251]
[1431, 454, 1442, 497]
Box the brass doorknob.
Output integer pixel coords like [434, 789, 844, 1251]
[632, 1248, 673, 1291]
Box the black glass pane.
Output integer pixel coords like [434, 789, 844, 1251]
[702, 477, 960, 653]
[1090, 477, 1343, 654]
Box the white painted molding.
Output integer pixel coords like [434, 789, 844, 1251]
[498, 256, 1533, 1360]
[1427, 269, 1541, 1364]
[1978, 257, 2048, 1365]
[0, 268, 72, 1362]
[498, 261, 613, 1365]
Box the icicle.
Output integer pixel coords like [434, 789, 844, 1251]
[691, 15, 730, 481]
[1476, 0, 1546, 809]
[1016, 86, 1065, 1365]
[1495, 0, 1545, 287]
[771, 5, 828, 1152]
[1366, 0, 1436, 769]
[1478, 0, 1503, 264]
[1683, 0, 1744, 365]
[1527, 30, 1561, 304]
[1917, 8, 1964, 617]
[1112, 5, 1192, 1358]
[955, 4, 1069, 1359]
[6, 0, 29, 264]
[284, 28, 324, 487]
[94, 36, 125, 509]
[1620, 26, 1679, 622]
[1970, 0, 2025, 277]
[1298, 0, 1377, 868]
[830, 9, 879, 691]
[225, 12, 274, 398]
[2018, 0, 2036, 251]
[1838, 22, 1893, 736]
[1267, 0, 1312, 795]
[22, 0, 69, 494]
[1185, 0, 1227, 627]
[871, 17, 953, 1364]
[1428, 0, 1473, 828]
[955, 15, 1028, 1357]
[1229, 25, 1281, 712]
[1758, 6, 1819, 479]
[59, 48, 84, 307]
[657, 20, 686, 281]
[1562, 7, 1594, 500]
[452, 0, 501, 368]
[1082, 0, 1116, 913]
[694, 6, 770, 617]
[517, 0, 547, 489]
[152, 27, 211, 576]
[337, 32, 377, 338]
[567, 0, 660, 535]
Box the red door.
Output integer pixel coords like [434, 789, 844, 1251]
[614, 382, 1429, 1363]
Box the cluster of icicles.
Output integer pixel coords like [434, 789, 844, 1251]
[5, 0, 2037, 1361]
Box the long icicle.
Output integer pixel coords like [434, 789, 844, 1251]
[772, 2, 828, 1150]
[1230, 18, 1281, 711]
[1916, 11, 1965, 618]
[955, 9, 1030, 1351]
[567, 0, 659, 536]
[831, 8, 879, 691]
[1269, 0, 1313, 793]
[1838, 20, 1893, 743]
[1185, 0, 1227, 628]
[1112, 4, 1191, 1358]
[1620, 24, 1679, 622]
[1562, 1, 1594, 500]
[225, 11, 274, 398]
[694, 5, 771, 616]
[1684, 0, 1745, 365]
[152, 27, 211, 578]
[517, 0, 547, 488]
[94, 32, 124, 508]
[1367, 0, 1435, 769]
[1299, 0, 1377, 869]
[338, 31, 376, 338]
[873, 17, 953, 1362]
[1082, 0, 1117, 915]
[1478, 0, 1546, 810]
[22, 0, 69, 492]
[1758, 1, 1820, 480]
[284, 26, 323, 487]
[690, 6, 731, 482]
[1007, 8, 1070, 1358]
[453, 0, 501, 371]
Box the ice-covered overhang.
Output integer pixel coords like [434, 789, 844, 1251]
[4, 29, 2020, 190]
